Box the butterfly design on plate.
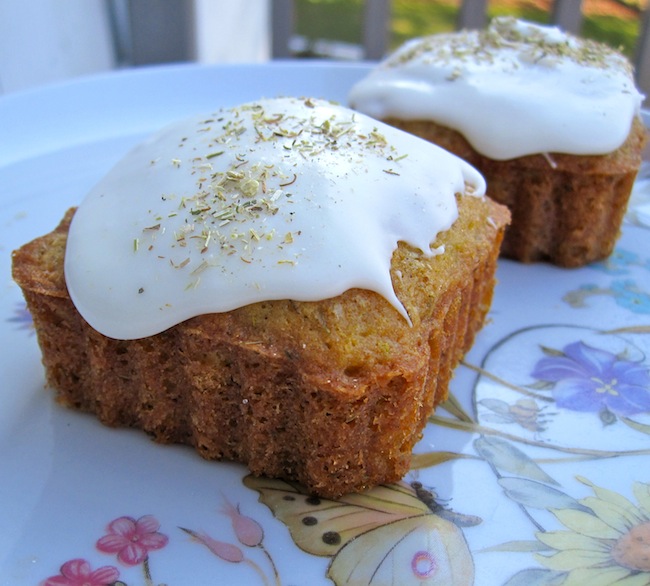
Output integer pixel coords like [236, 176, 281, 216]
[243, 475, 480, 586]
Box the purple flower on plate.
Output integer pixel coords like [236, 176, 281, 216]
[8, 302, 34, 333]
[531, 341, 650, 418]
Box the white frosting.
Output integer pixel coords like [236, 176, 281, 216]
[349, 17, 644, 159]
[64, 97, 485, 340]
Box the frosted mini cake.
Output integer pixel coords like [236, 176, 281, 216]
[12, 97, 509, 497]
[349, 17, 646, 267]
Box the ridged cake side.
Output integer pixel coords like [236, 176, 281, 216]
[384, 117, 646, 267]
[13, 195, 509, 498]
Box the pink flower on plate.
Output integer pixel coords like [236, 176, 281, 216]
[96, 515, 168, 566]
[221, 497, 264, 547]
[42, 558, 119, 586]
[180, 527, 244, 563]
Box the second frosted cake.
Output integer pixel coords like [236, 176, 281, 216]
[349, 17, 646, 267]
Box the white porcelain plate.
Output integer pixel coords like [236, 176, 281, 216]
[1, 62, 650, 586]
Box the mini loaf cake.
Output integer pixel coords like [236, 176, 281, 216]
[12, 97, 509, 498]
[349, 17, 646, 267]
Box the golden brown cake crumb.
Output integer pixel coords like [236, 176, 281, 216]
[384, 117, 646, 267]
[12, 195, 509, 498]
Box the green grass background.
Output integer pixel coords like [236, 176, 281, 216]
[293, 0, 643, 58]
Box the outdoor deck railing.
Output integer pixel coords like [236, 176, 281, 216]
[108, 0, 650, 99]
[271, 0, 650, 98]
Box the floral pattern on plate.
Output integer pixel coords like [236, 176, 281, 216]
[42, 516, 168, 586]
[564, 248, 650, 313]
[3, 64, 649, 586]
[32, 253, 650, 585]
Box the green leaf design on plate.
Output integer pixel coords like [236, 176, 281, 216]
[502, 568, 566, 586]
[498, 478, 591, 512]
[478, 539, 552, 553]
[410, 451, 476, 469]
[620, 416, 650, 435]
[474, 436, 558, 485]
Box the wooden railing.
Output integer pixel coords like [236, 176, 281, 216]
[271, 0, 650, 97]
[106, 0, 650, 98]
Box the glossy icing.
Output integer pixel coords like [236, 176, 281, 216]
[348, 17, 644, 159]
[64, 97, 485, 339]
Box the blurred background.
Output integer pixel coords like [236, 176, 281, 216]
[1, 0, 649, 96]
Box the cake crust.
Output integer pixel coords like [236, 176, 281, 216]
[348, 17, 646, 268]
[13, 195, 509, 498]
[384, 117, 646, 267]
